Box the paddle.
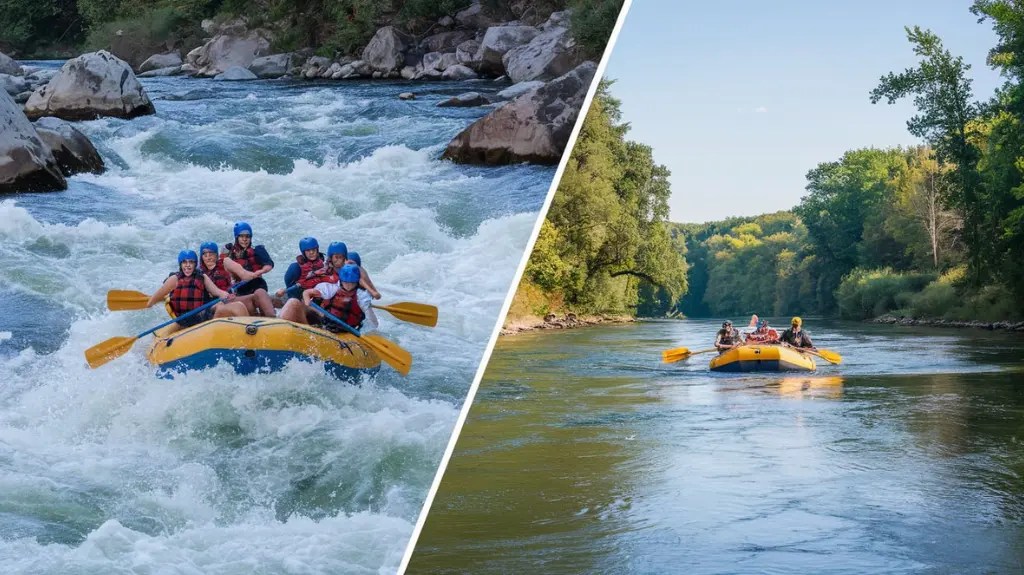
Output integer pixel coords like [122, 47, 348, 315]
[372, 302, 438, 327]
[107, 280, 251, 311]
[661, 346, 718, 363]
[801, 347, 842, 365]
[85, 298, 222, 369]
[310, 302, 412, 376]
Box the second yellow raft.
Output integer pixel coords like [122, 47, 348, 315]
[709, 344, 816, 372]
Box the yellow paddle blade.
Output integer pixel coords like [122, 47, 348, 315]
[661, 346, 691, 362]
[107, 290, 151, 311]
[361, 333, 412, 376]
[85, 336, 138, 369]
[374, 302, 438, 327]
[814, 348, 842, 364]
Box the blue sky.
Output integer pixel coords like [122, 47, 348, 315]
[604, 0, 1004, 223]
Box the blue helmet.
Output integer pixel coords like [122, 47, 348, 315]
[299, 237, 319, 253]
[757, 320, 768, 330]
[327, 241, 347, 258]
[178, 249, 198, 264]
[339, 264, 361, 284]
[233, 221, 252, 238]
[200, 241, 219, 255]
[346, 251, 361, 267]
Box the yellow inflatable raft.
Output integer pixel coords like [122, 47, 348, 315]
[709, 344, 816, 372]
[146, 315, 381, 381]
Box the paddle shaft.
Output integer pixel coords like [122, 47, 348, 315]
[139, 298, 221, 338]
[311, 302, 363, 337]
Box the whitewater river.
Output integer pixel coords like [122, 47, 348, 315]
[408, 318, 1024, 574]
[0, 62, 553, 573]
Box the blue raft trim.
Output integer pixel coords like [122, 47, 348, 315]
[711, 359, 810, 373]
[155, 348, 381, 382]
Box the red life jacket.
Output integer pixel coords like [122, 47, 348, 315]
[296, 253, 337, 289]
[747, 328, 780, 344]
[320, 287, 364, 330]
[226, 243, 260, 274]
[202, 259, 232, 291]
[170, 271, 208, 315]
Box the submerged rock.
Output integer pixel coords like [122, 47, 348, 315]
[138, 66, 182, 78]
[0, 91, 65, 193]
[442, 61, 597, 165]
[437, 92, 490, 107]
[214, 66, 257, 81]
[24, 51, 155, 121]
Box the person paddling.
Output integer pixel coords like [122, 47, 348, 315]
[714, 320, 741, 351]
[199, 241, 276, 318]
[146, 250, 248, 328]
[745, 319, 780, 345]
[278, 239, 344, 301]
[224, 221, 274, 301]
[278, 264, 378, 331]
[345, 251, 381, 300]
[780, 317, 815, 350]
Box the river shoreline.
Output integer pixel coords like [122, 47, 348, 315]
[500, 313, 635, 336]
[870, 314, 1024, 332]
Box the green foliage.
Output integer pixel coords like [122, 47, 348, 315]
[570, 0, 623, 59]
[835, 268, 937, 320]
[522, 79, 687, 317]
[0, 0, 83, 53]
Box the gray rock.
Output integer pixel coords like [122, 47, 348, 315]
[0, 52, 22, 76]
[400, 66, 418, 80]
[33, 117, 105, 176]
[437, 92, 490, 107]
[138, 51, 182, 73]
[456, 1, 500, 29]
[214, 66, 257, 81]
[399, 92, 416, 100]
[0, 91, 65, 193]
[423, 52, 444, 72]
[440, 53, 460, 70]
[24, 51, 155, 121]
[441, 65, 478, 80]
[420, 30, 473, 53]
[351, 60, 373, 77]
[363, 26, 414, 75]
[14, 91, 32, 104]
[25, 69, 57, 84]
[192, 31, 271, 76]
[0, 74, 28, 96]
[372, 71, 383, 79]
[324, 62, 343, 78]
[439, 15, 455, 28]
[496, 80, 544, 99]
[475, 26, 540, 76]
[442, 61, 597, 165]
[201, 18, 217, 34]
[502, 24, 581, 84]
[185, 45, 204, 66]
[249, 53, 296, 78]
[302, 56, 332, 79]
[415, 68, 444, 81]
[456, 40, 481, 69]
[138, 66, 183, 78]
[542, 10, 573, 31]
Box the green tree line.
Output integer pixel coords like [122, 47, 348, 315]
[0, 0, 621, 62]
[514, 80, 687, 319]
[677, 1, 1024, 323]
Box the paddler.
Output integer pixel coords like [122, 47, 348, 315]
[199, 241, 276, 317]
[344, 251, 381, 300]
[277, 264, 379, 331]
[745, 319, 780, 345]
[146, 250, 248, 327]
[780, 317, 815, 350]
[714, 320, 741, 351]
[223, 221, 274, 301]
[278, 240, 346, 301]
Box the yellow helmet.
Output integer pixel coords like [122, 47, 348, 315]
[792, 317, 802, 326]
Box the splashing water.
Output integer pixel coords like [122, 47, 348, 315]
[0, 65, 554, 573]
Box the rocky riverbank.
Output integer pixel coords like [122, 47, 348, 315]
[870, 314, 1024, 332]
[500, 313, 635, 336]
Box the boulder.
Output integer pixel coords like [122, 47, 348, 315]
[399, 92, 416, 100]
[441, 61, 597, 165]
[440, 53, 460, 70]
[23, 51, 156, 121]
[400, 66, 418, 80]
[541, 10, 572, 31]
[456, 1, 500, 29]
[439, 15, 455, 28]
[423, 52, 444, 72]
[420, 30, 473, 53]
[415, 68, 444, 81]
[456, 40, 482, 69]
[192, 31, 271, 77]
[138, 66, 182, 78]
[24, 69, 57, 84]
[475, 26, 540, 76]
[214, 66, 257, 81]
[185, 45, 204, 66]
[32, 117, 105, 176]
[324, 62, 343, 78]
[496, 80, 544, 100]
[14, 91, 32, 104]
[437, 92, 490, 107]
[363, 26, 414, 75]
[0, 91, 65, 193]
[442, 65, 478, 80]
[302, 56, 332, 79]
[138, 51, 182, 73]
[502, 24, 581, 84]
[0, 52, 23, 76]
[0, 74, 28, 96]
[351, 60, 373, 77]
[249, 53, 296, 78]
